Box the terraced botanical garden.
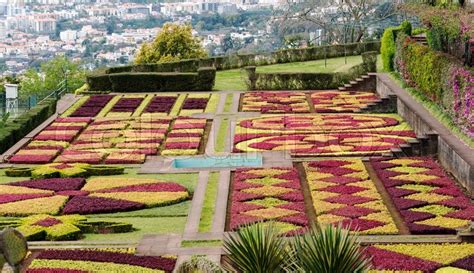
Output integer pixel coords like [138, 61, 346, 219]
[1, 18, 474, 273]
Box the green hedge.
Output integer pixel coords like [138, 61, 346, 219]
[105, 41, 380, 74]
[395, 34, 473, 136]
[251, 51, 376, 90]
[87, 67, 216, 92]
[0, 99, 56, 154]
[381, 21, 412, 72]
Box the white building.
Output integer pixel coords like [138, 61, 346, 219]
[60, 30, 77, 42]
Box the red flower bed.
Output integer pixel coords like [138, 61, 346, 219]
[365, 243, 474, 272]
[11, 178, 85, 191]
[304, 159, 398, 235]
[9, 154, 57, 164]
[70, 95, 114, 117]
[144, 96, 177, 114]
[229, 168, 309, 235]
[311, 91, 379, 113]
[371, 157, 474, 234]
[9, 116, 206, 164]
[181, 97, 208, 110]
[0, 177, 189, 216]
[28, 249, 176, 272]
[109, 97, 144, 113]
[241, 92, 310, 113]
[62, 196, 145, 214]
[234, 114, 416, 156]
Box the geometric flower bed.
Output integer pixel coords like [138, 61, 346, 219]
[233, 114, 416, 156]
[229, 168, 309, 235]
[366, 243, 474, 272]
[27, 249, 176, 272]
[0, 177, 189, 216]
[9, 117, 92, 164]
[311, 91, 379, 113]
[371, 157, 474, 234]
[64, 93, 219, 118]
[161, 117, 207, 156]
[180, 94, 212, 116]
[303, 159, 398, 235]
[70, 95, 114, 117]
[106, 96, 144, 118]
[0, 214, 132, 241]
[9, 116, 208, 164]
[142, 95, 178, 117]
[241, 91, 310, 113]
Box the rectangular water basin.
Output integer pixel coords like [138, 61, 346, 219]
[172, 154, 262, 169]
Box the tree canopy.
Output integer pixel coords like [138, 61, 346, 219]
[20, 56, 85, 99]
[134, 23, 207, 64]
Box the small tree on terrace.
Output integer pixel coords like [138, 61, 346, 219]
[135, 23, 208, 64]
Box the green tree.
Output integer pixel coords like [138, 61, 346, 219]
[20, 56, 86, 99]
[135, 23, 207, 64]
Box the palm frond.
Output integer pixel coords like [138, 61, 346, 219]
[291, 223, 371, 273]
[223, 222, 290, 273]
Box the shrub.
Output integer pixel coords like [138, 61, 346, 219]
[381, 21, 413, 72]
[395, 34, 473, 136]
[5, 167, 32, 177]
[0, 99, 56, 154]
[83, 165, 124, 176]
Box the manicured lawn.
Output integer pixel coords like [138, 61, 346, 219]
[95, 169, 199, 193]
[214, 55, 363, 91]
[82, 216, 187, 241]
[215, 118, 229, 153]
[198, 172, 219, 232]
[181, 239, 223, 248]
[223, 93, 234, 113]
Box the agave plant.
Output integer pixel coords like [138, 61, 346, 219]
[176, 255, 225, 273]
[223, 222, 290, 273]
[290, 224, 370, 273]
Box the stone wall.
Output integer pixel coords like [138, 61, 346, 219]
[376, 74, 474, 197]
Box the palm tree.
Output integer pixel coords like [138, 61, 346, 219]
[291, 224, 371, 273]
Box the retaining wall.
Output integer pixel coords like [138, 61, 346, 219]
[376, 74, 474, 197]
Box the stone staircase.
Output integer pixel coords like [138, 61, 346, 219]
[412, 34, 428, 46]
[390, 130, 439, 158]
[338, 73, 377, 92]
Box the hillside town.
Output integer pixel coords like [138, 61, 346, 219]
[0, 0, 283, 76]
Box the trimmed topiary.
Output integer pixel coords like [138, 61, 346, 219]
[5, 167, 32, 177]
[84, 165, 125, 176]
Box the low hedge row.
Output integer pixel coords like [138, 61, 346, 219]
[250, 51, 377, 90]
[395, 34, 473, 137]
[105, 41, 381, 74]
[87, 67, 216, 92]
[0, 99, 56, 154]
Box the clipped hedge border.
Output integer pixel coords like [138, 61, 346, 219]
[250, 51, 377, 90]
[0, 99, 57, 155]
[83, 166, 125, 176]
[87, 67, 216, 92]
[105, 41, 380, 74]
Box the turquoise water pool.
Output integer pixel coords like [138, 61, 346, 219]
[172, 154, 262, 168]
